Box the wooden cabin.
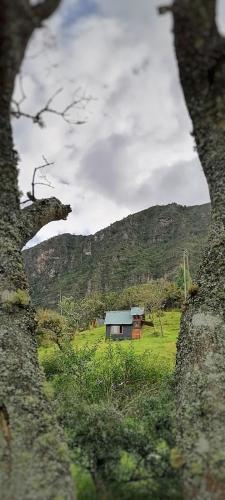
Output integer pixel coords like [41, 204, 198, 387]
[105, 307, 145, 340]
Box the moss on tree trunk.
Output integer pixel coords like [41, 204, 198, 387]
[161, 1, 225, 497]
[0, 1, 74, 498]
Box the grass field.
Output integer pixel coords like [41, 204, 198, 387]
[39, 310, 181, 368]
[73, 310, 180, 362]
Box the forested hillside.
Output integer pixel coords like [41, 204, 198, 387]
[24, 202, 210, 308]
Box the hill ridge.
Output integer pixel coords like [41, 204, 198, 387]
[24, 202, 211, 308]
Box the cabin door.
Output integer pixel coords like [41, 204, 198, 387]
[132, 319, 141, 339]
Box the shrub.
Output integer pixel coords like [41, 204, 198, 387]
[40, 340, 181, 499]
[36, 308, 69, 347]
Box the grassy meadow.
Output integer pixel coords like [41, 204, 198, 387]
[39, 310, 180, 367]
[75, 310, 179, 360]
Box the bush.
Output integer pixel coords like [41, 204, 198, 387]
[36, 308, 69, 347]
[45, 342, 170, 406]
[40, 340, 181, 499]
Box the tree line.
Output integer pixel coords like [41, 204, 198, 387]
[36, 279, 182, 347]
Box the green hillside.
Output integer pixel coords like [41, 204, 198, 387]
[24, 203, 210, 308]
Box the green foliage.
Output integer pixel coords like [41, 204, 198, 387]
[109, 280, 181, 312]
[175, 265, 185, 291]
[42, 341, 168, 404]
[39, 310, 180, 368]
[36, 308, 68, 347]
[41, 328, 182, 499]
[24, 203, 210, 309]
[60, 293, 105, 332]
[57, 280, 181, 335]
[103, 291, 120, 311]
[170, 448, 185, 470]
[175, 263, 192, 297]
[59, 296, 82, 331]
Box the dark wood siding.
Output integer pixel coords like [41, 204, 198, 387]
[106, 324, 132, 340]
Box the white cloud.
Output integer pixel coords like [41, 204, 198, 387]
[16, 0, 212, 246]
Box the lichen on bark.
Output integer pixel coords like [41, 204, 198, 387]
[0, 1, 75, 498]
[160, 1, 225, 498]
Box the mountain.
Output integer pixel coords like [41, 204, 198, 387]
[23, 203, 211, 308]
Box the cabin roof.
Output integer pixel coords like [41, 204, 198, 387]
[105, 310, 133, 325]
[105, 307, 145, 325]
[131, 307, 144, 316]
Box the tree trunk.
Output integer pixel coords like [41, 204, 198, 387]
[91, 466, 109, 500]
[159, 1, 225, 498]
[0, 1, 75, 498]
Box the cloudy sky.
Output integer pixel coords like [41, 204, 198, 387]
[15, 0, 225, 245]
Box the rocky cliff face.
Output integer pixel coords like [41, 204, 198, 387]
[23, 203, 211, 308]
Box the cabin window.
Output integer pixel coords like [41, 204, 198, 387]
[111, 325, 123, 334]
[111, 325, 120, 334]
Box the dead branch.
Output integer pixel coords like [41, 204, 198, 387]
[11, 87, 90, 127]
[31, 155, 54, 200]
[20, 156, 54, 205]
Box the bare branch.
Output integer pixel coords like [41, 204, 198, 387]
[31, 156, 54, 199]
[32, 0, 62, 24]
[20, 197, 72, 247]
[11, 87, 90, 127]
[20, 156, 54, 205]
[20, 199, 31, 205]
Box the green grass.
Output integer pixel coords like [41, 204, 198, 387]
[74, 310, 179, 362]
[39, 310, 180, 368]
[39, 311, 180, 364]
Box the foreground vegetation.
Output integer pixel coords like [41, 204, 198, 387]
[40, 311, 181, 499]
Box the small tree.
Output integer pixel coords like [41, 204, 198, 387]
[60, 293, 105, 332]
[103, 291, 120, 312]
[119, 285, 141, 309]
[136, 280, 175, 335]
[80, 293, 105, 328]
[36, 308, 68, 348]
[60, 296, 82, 332]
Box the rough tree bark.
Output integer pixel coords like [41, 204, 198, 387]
[160, 1, 225, 498]
[0, 1, 75, 499]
